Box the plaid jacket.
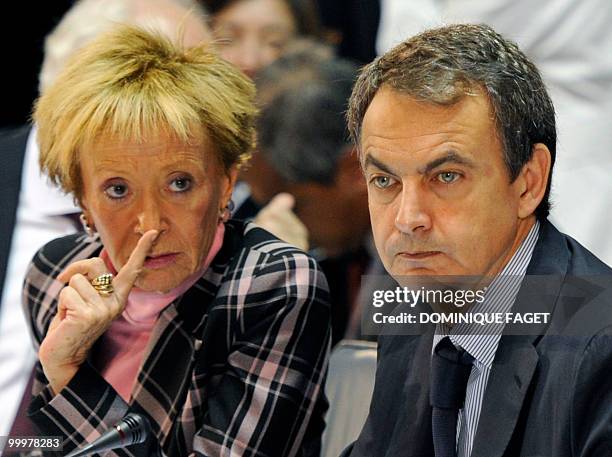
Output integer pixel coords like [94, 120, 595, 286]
[22, 220, 331, 456]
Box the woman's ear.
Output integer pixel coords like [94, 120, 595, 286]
[77, 197, 87, 213]
[517, 143, 551, 219]
[221, 165, 239, 207]
[76, 191, 97, 233]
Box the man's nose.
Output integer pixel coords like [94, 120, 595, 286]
[394, 183, 433, 234]
[135, 194, 168, 235]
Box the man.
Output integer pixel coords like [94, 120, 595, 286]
[343, 24, 612, 457]
[239, 43, 377, 343]
[376, 0, 612, 267]
[0, 0, 209, 438]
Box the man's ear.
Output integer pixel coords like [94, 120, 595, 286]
[335, 146, 367, 193]
[516, 143, 551, 218]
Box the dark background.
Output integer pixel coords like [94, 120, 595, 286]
[1, 0, 380, 128]
[2, 2, 75, 127]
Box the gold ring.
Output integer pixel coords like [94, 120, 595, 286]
[91, 273, 114, 296]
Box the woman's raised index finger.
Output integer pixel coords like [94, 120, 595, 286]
[113, 230, 159, 296]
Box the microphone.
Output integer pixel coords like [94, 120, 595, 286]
[65, 413, 151, 457]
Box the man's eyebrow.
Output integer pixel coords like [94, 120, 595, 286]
[420, 151, 475, 174]
[362, 154, 396, 175]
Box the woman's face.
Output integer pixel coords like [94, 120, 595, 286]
[212, 0, 297, 77]
[79, 131, 236, 293]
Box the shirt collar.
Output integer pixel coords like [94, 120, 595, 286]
[433, 220, 540, 368]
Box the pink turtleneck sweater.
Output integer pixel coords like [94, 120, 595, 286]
[94, 223, 225, 401]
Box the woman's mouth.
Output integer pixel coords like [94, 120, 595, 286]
[144, 253, 179, 269]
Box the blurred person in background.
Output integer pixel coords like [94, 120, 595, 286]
[242, 43, 378, 344]
[0, 0, 210, 439]
[201, 0, 321, 77]
[24, 24, 330, 456]
[200, 0, 325, 256]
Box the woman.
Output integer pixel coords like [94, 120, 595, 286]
[202, 0, 321, 77]
[24, 24, 330, 456]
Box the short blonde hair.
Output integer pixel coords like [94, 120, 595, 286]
[34, 24, 257, 197]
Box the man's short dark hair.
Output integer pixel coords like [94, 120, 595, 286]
[256, 44, 357, 184]
[347, 23, 556, 220]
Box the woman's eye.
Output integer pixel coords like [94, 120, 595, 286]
[372, 176, 395, 189]
[104, 184, 128, 199]
[436, 171, 461, 184]
[169, 177, 192, 192]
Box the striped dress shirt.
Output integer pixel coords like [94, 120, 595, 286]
[432, 220, 540, 457]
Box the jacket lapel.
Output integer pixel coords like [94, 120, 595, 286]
[404, 327, 436, 457]
[129, 223, 240, 448]
[470, 336, 539, 457]
[383, 325, 436, 457]
[471, 221, 570, 457]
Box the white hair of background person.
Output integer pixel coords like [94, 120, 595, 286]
[39, 0, 209, 92]
[376, 0, 612, 267]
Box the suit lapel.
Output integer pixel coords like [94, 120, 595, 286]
[471, 220, 570, 457]
[129, 225, 238, 449]
[470, 336, 539, 457]
[384, 325, 436, 457]
[404, 327, 436, 457]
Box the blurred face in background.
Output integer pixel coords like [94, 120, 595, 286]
[212, 0, 297, 77]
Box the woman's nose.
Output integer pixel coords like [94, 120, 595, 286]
[134, 195, 168, 235]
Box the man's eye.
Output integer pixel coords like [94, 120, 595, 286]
[169, 177, 192, 192]
[436, 172, 461, 184]
[372, 176, 395, 189]
[104, 184, 128, 199]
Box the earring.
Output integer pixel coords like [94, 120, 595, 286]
[80, 213, 96, 237]
[219, 200, 234, 223]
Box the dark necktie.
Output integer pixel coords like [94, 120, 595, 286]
[430, 337, 475, 457]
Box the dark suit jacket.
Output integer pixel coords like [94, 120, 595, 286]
[345, 220, 612, 457]
[0, 125, 29, 305]
[23, 220, 331, 456]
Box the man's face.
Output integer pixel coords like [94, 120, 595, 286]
[361, 87, 532, 279]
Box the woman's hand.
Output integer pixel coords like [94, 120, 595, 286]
[39, 230, 158, 394]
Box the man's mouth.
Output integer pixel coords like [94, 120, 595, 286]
[397, 251, 441, 260]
